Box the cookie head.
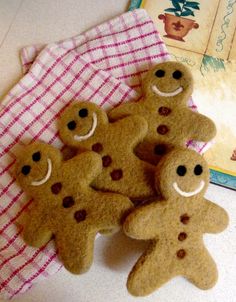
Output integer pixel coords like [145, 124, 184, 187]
[142, 61, 193, 104]
[156, 148, 209, 199]
[15, 142, 62, 190]
[59, 101, 108, 147]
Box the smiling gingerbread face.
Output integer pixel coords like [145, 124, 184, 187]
[15, 142, 62, 190]
[142, 61, 193, 105]
[59, 102, 108, 147]
[156, 148, 209, 199]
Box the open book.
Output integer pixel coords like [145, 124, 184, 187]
[130, 0, 236, 190]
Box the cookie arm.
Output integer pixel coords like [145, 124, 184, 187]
[63, 151, 102, 185]
[108, 102, 137, 121]
[187, 111, 216, 142]
[22, 203, 52, 248]
[202, 199, 229, 234]
[113, 115, 148, 145]
[123, 201, 167, 240]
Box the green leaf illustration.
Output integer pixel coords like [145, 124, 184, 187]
[181, 9, 195, 17]
[165, 0, 200, 17]
[184, 1, 200, 9]
[164, 8, 178, 13]
[186, 1, 200, 5]
[171, 0, 182, 11]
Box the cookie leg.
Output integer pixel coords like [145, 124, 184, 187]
[185, 248, 218, 290]
[99, 227, 119, 235]
[22, 205, 52, 247]
[127, 243, 173, 296]
[56, 231, 96, 274]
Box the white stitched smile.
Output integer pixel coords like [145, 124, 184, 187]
[74, 113, 97, 142]
[173, 180, 205, 197]
[31, 158, 52, 186]
[152, 85, 183, 97]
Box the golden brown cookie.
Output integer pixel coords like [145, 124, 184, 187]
[109, 61, 216, 165]
[58, 101, 156, 201]
[15, 142, 133, 274]
[123, 148, 229, 296]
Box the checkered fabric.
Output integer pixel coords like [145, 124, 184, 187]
[0, 9, 208, 300]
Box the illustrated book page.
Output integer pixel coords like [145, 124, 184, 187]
[129, 0, 236, 190]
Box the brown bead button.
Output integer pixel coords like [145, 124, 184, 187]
[63, 196, 75, 208]
[51, 182, 62, 194]
[92, 143, 103, 153]
[176, 249, 186, 259]
[178, 232, 187, 241]
[180, 214, 190, 225]
[157, 125, 169, 135]
[154, 144, 166, 155]
[110, 169, 123, 180]
[102, 155, 112, 167]
[74, 209, 87, 222]
[158, 106, 172, 116]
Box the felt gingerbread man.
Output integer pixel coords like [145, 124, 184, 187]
[123, 148, 228, 296]
[15, 142, 133, 274]
[109, 61, 216, 165]
[58, 101, 156, 201]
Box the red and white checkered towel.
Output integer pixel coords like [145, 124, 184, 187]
[0, 9, 208, 300]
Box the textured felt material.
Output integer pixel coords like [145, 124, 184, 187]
[58, 101, 156, 201]
[0, 10, 211, 299]
[15, 142, 133, 274]
[109, 61, 216, 165]
[123, 148, 229, 297]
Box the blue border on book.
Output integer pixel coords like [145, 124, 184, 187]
[210, 169, 236, 191]
[128, 0, 236, 190]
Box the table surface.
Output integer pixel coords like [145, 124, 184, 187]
[0, 1, 236, 301]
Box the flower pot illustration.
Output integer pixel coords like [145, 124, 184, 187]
[159, 13, 199, 42]
[231, 149, 236, 161]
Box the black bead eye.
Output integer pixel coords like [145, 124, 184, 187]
[78, 108, 88, 118]
[194, 164, 203, 175]
[21, 165, 31, 175]
[32, 151, 41, 162]
[67, 120, 76, 130]
[155, 69, 165, 78]
[173, 70, 182, 79]
[177, 165, 187, 176]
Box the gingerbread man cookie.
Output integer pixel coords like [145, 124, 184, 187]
[109, 61, 216, 165]
[123, 148, 228, 296]
[15, 142, 133, 274]
[58, 101, 156, 201]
